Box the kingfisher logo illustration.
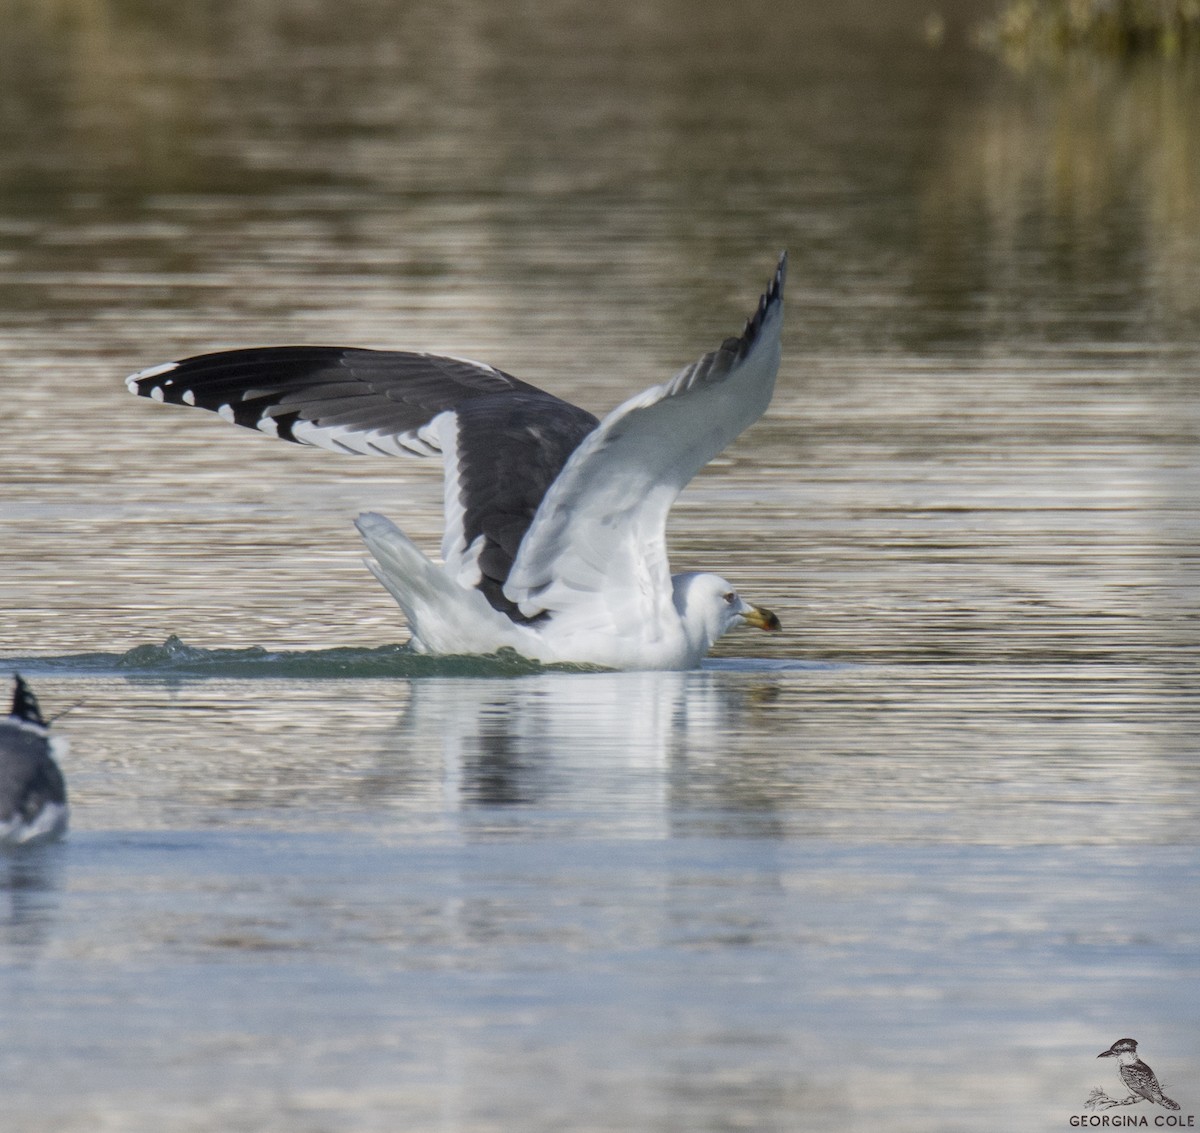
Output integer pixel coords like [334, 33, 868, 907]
[1070, 1037, 1194, 1127]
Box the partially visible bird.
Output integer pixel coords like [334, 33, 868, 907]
[1097, 1037, 1180, 1110]
[0, 675, 69, 846]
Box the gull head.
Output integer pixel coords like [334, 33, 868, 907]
[673, 572, 781, 656]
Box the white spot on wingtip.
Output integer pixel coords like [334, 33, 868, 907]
[127, 361, 178, 397]
[218, 404, 235, 423]
[258, 415, 279, 437]
[182, 390, 195, 406]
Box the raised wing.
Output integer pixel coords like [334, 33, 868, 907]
[505, 252, 786, 624]
[128, 346, 557, 456]
[126, 346, 599, 619]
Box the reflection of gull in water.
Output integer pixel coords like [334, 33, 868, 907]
[0, 675, 69, 846]
[126, 255, 785, 670]
[377, 672, 764, 831]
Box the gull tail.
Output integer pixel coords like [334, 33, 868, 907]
[355, 512, 522, 656]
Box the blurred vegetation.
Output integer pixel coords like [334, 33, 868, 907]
[979, 0, 1200, 62]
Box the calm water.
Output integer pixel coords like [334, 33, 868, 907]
[1, 0, 1198, 1130]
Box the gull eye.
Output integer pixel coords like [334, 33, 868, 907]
[723, 591, 737, 605]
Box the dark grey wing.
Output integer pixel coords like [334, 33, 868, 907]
[126, 346, 599, 621]
[447, 391, 599, 618]
[126, 346, 575, 456]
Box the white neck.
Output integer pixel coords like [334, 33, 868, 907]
[672, 575, 724, 660]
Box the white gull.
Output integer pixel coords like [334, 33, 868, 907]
[126, 253, 786, 670]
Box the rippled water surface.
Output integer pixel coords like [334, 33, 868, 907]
[1, 1, 1198, 1130]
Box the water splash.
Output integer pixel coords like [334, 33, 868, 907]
[2, 635, 825, 679]
[3, 634, 578, 679]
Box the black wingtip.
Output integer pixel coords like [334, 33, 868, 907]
[770, 250, 787, 303]
[10, 673, 48, 729]
[735, 251, 787, 357]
